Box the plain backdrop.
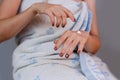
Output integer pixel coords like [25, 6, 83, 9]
[0, 0, 120, 80]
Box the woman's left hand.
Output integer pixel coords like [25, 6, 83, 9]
[54, 30, 89, 58]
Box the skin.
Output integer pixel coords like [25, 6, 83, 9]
[0, 0, 75, 42]
[0, 0, 101, 58]
[54, 0, 101, 58]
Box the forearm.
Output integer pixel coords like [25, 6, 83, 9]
[0, 7, 36, 43]
[84, 14, 101, 54]
[84, 0, 101, 54]
[84, 34, 101, 54]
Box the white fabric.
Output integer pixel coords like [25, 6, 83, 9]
[13, 0, 118, 80]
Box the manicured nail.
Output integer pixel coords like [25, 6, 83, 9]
[62, 25, 65, 28]
[52, 23, 54, 26]
[54, 47, 57, 50]
[65, 54, 69, 58]
[59, 53, 63, 57]
[74, 18, 77, 22]
[77, 50, 81, 54]
[56, 25, 59, 27]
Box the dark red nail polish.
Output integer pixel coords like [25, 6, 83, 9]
[74, 18, 77, 22]
[54, 47, 57, 50]
[62, 25, 65, 28]
[56, 25, 59, 27]
[52, 23, 54, 26]
[65, 54, 69, 58]
[59, 53, 63, 57]
[77, 50, 81, 54]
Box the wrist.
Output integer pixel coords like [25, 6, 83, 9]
[84, 35, 101, 54]
[29, 4, 38, 16]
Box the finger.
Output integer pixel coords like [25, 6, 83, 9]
[61, 7, 75, 22]
[54, 39, 59, 50]
[53, 9, 62, 27]
[54, 39, 58, 44]
[66, 39, 79, 58]
[60, 11, 67, 27]
[54, 32, 68, 50]
[45, 10, 55, 26]
[60, 37, 73, 57]
[77, 41, 85, 54]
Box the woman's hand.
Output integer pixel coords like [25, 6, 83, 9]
[54, 30, 89, 58]
[31, 2, 76, 27]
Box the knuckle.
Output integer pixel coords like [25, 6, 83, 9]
[82, 38, 86, 42]
[62, 48, 66, 53]
[62, 14, 67, 18]
[78, 35, 82, 39]
[71, 43, 75, 47]
[61, 36, 66, 40]
[70, 46, 74, 50]
[64, 42, 69, 47]
[57, 14, 61, 18]
[68, 51, 72, 55]
[57, 4, 62, 7]
[74, 32, 77, 35]
[69, 49, 73, 54]
[66, 30, 71, 33]
[45, 9, 50, 12]
[72, 32, 77, 36]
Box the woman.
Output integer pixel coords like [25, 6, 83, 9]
[0, 0, 100, 53]
[0, 0, 118, 80]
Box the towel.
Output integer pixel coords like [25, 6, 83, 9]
[13, 0, 118, 80]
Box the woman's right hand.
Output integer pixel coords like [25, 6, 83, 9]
[31, 2, 76, 27]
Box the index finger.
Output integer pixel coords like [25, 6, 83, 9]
[61, 7, 76, 22]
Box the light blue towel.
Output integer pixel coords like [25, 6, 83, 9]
[13, 0, 118, 80]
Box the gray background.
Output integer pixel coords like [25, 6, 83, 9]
[0, 0, 120, 80]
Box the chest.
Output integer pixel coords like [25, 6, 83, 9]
[20, 0, 81, 12]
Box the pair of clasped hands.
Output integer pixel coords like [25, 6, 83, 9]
[32, 2, 89, 58]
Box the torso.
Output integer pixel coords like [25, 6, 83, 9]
[16, 0, 83, 44]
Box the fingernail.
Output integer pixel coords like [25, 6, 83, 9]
[62, 24, 65, 28]
[59, 53, 63, 57]
[54, 47, 57, 50]
[74, 18, 77, 22]
[65, 54, 69, 58]
[56, 25, 59, 27]
[77, 50, 81, 54]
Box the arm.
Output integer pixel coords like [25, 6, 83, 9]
[0, 0, 21, 19]
[0, 0, 36, 42]
[84, 0, 101, 54]
[54, 0, 101, 58]
[0, 8, 36, 43]
[0, 0, 75, 43]
[0, 0, 36, 43]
